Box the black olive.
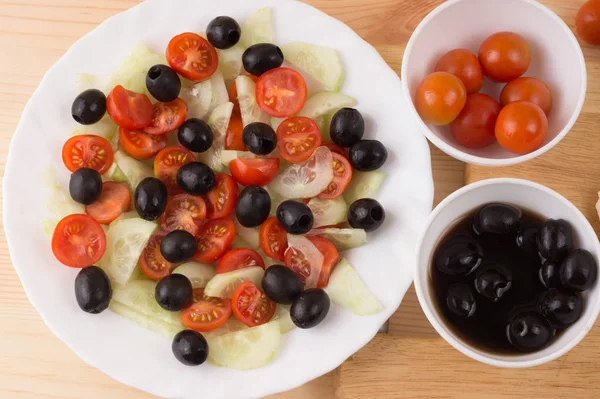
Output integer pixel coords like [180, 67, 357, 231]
[539, 260, 561, 289]
[134, 177, 168, 221]
[537, 219, 573, 262]
[330, 108, 365, 148]
[176, 162, 215, 195]
[243, 122, 277, 155]
[242, 43, 284, 76]
[560, 249, 598, 291]
[236, 185, 271, 227]
[347, 198, 385, 232]
[473, 264, 512, 302]
[290, 288, 330, 329]
[434, 235, 483, 276]
[262, 265, 304, 304]
[74, 266, 112, 314]
[160, 230, 197, 264]
[146, 64, 181, 102]
[473, 203, 522, 236]
[69, 167, 102, 205]
[172, 330, 209, 366]
[155, 274, 194, 311]
[276, 200, 314, 235]
[72, 89, 106, 125]
[516, 222, 540, 254]
[506, 311, 555, 352]
[540, 289, 583, 328]
[348, 140, 387, 171]
[178, 118, 213, 153]
[207, 16, 241, 49]
[446, 284, 476, 318]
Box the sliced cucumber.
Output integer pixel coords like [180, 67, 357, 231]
[203, 317, 248, 340]
[343, 170, 386, 204]
[298, 92, 357, 121]
[207, 320, 280, 370]
[111, 165, 129, 183]
[109, 42, 167, 96]
[307, 228, 367, 251]
[98, 218, 157, 286]
[273, 305, 295, 334]
[257, 249, 280, 268]
[109, 301, 183, 338]
[231, 235, 251, 249]
[113, 150, 153, 192]
[180, 80, 213, 120]
[172, 262, 216, 289]
[282, 42, 344, 91]
[197, 102, 234, 172]
[315, 111, 335, 142]
[234, 219, 260, 249]
[208, 71, 229, 113]
[237, 75, 270, 127]
[115, 210, 139, 221]
[41, 167, 85, 236]
[220, 150, 257, 168]
[111, 280, 183, 325]
[326, 258, 383, 315]
[71, 115, 117, 141]
[204, 266, 265, 298]
[307, 196, 347, 228]
[270, 117, 285, 131]
[239, 7, 273, 48]
[218, 46, 245, 86]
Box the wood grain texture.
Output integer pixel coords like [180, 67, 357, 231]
[0, 0, 462, 398]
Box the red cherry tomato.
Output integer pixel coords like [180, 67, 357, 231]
[318, 152, 352, 200]
[323, 142, 348, 158]
[216, 248, 265, 274]
[450, 93, 501, 149]
[159, 194, 207, 237]
[229, 158, 280, 186]
[51, 214, 106, 268]
[276, 116, 322, 163]
[308, 236, 340, 288]
[259, 217, 288, 262]
[478, 32, 530, 83]
[166, 33, 218, 81]
[106, 85, 153, 130]
[139, 232, 177, 280]
[181, 288, 232, 332]
[119, 127, 167, 160]
[414, 72, 467, 125]
[577, 0, 600, 45]
[154, 146, 195, 193]
[495, 101, 548, 155]
[194, 219, 236, 263]
[500, 77, 552, 115]
[85, 181, 131, 225]
[225, 112, 247, 151]
[255, 68, 307, 118]
[143, 98, 187, 135]
[62, 134, 114, 175]
[231, 281, 276, 327]
[435, 48, 484, 94]
[204, 173, 239, 220]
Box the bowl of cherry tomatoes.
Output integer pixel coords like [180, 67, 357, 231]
[401, 0, 586, 166]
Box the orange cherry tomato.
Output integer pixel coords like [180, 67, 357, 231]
[500, 77, 552, 115]
[577, 0, 600, 45]
[181, 288, 232, 332]
[106, 85, 153, 130]
[51, 214, 106, 268]
[450, 93, 501, 149]
[143, 98, 187, 135]
[62, 134, 114, 175]
[166, 33, 218, 81]
[216, 248, 265, 274]
[154, 146, 195, 193]
[478, 32, 530, 83]
[85, 181, 131, 225]
[231, 281, 276, 327]
[139, 232, 177, 280]
[318, 152, 352, 200]
[414, 72, 467, 125]
[276, 116, 322, 163]
[495, 101, 548, 155]
[119, 127, 167, 160]
[259, 217, 288, 262]
[435, 48, 484, 94]
[225, 112, 247, 151]
[255, 68, 307, 118]
[229, 158, 280, 187]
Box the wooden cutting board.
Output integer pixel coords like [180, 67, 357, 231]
[0, 0, 596, 398]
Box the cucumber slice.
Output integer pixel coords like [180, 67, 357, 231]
[208, 71, 229, 113]
[281, 42, 344, 91]
[109, 42, 167, 96]
[343, 171, 386, 204]
[172, 262, 216, 289]
[220, 150, 257, 168]
[109, 301, 183, 338]
[287, 234, 323, 288]
[307, 196, 347, 228]
[204, 266, 265, 298]
[71, 115, 117, 141]
[257, 250, 280, 268]
[315, 112, 336, 142]
[98, 218, 157, 285]
[113, 150, 153, 192]
[116, 210, 139, 221]
[111, 165, 129, 183]
[41, 167, 85, 236]
[197, 102, 234, 172]
[207, 320, 280, 370]
[273, 305, 295, 333]
[271, 146, 333, 199]
[237, 75, 270, 127]
[239, 7, 273, 48]
[270, 117, 285, 131]
[325, 258, 383, 315]
[230, 236, 251, 249]
[180, 80, 213, 120]
[234, 219, 260, 249]
[204, 317, 249, 340]
[298, 92, 357, 120]
[111, 280, 183, 325]
[307, 228, 367, 251]
[218, 46, 245, 86]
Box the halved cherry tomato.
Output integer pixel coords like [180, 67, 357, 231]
[166, 33, 218, 81]
[231, 281, 276, 327]
[51, 214, 106, 268]
[323, 142, 348, 158]
[259, 217, 288, 261]
[139, 232, 177, 280]
[204, 173, 239, 220]
[256, 68, 307, 118]
[159, 194, 207, 236]
[194, 219, 236, 263]
[276, 116, 322, 163]
[62, 135, 114, 175]
[143, 98, 187, 135]
[225, 112, 247, 151]
[216, 248, 265, 274]
[181, 288, 232, 332]
[308, 236, 340, 288]
[318, 152, 352, 200]
[119, 127, 167, 160]
[154, 146, 195, 193]
[85, 182, 131, 224]
[106, 85, 153, 130]
[229, 158, 280, 187]
[229, 74, 258, 116]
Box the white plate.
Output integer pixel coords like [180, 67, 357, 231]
[3, 0, 433, 398]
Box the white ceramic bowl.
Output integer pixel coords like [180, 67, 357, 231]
[401, 0, 587, 166]
[414, 178, 600, 368]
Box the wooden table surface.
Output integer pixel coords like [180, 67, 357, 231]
[0, 0, 597, 398]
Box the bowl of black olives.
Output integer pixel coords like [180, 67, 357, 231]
[414, 178, 600, 367]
